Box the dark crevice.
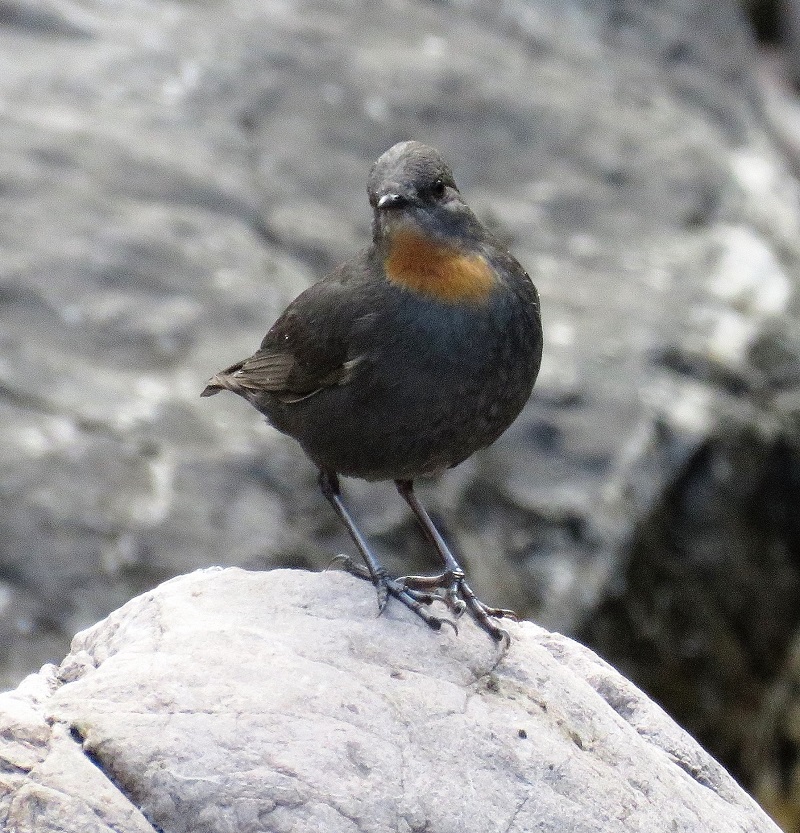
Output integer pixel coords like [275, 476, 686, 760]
[0, 757, 30, 775]
[670, 755, 718, 792]
[745, 0, 783, 44]
[65, 721, 162, 833]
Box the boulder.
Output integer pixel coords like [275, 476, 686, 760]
[0, 568, 781, 833]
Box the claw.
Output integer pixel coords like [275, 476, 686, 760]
[384, 581, 456, 633]
[444, 590, 467, 618]
[327, 554, 367, 576]
[494, 627, 511, 652]
[481, 606, 518, 621]
[456, 579, 517, 641]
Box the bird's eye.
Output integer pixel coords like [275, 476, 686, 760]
[430, 179, 446, 199]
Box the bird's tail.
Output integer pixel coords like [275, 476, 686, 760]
[200, 362, 246, 398]
[200, 378, 224, 397]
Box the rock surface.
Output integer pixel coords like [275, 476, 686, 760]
[0, 568, 783, 833]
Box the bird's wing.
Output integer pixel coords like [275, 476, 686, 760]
[201, 262, 369, 404]
[218, 344, 360, 404]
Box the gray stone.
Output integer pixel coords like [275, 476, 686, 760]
[0, 568, 782, 833]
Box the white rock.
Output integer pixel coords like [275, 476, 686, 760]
[0, 568, 781, 833]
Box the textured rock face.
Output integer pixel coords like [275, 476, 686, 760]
[0, 568, 783, 833]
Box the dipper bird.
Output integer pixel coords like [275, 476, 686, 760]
[202, 141, 543, 640]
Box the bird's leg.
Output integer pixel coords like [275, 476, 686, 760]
[318, 470, 454, 632]
[319, 470, 385, 598]
[393, 479, 466, 614]
[395, 479, 516, 642]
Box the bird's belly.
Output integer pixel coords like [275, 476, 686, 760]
[276, 340, 535, 481]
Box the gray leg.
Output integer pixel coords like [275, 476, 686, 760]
[319, 470, 454, 632]
[395, 479, 516, 642]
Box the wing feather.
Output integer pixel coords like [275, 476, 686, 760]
[202, 258, 372, 404]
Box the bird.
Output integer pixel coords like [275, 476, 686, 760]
[202, 140, 543, 640]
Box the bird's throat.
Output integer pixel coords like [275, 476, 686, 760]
[384, 229, 494, 303]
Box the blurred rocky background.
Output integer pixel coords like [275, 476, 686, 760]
[2, 0, 800, 828]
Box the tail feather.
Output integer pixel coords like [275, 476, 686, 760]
[200, 380, 223, 397]
[201, 355, 250, 398]
[200, 366, 243, 398]
[201, 364, 271, 412]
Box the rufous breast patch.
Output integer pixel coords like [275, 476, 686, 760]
[385, 229, 495, 303]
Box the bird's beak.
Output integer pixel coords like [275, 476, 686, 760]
[377, 192, 406, 210]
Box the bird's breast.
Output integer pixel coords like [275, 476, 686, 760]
[384, 229, 495, 304]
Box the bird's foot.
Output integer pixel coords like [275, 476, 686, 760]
[397, 570, 467, 617]
[405, 569, 517, 642]
[328, 555, 457, 633]
[330, 556, 515, 641]
[457, 578, 516, 644]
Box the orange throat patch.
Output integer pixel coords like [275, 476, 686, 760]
[384, 229, 495, 303]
